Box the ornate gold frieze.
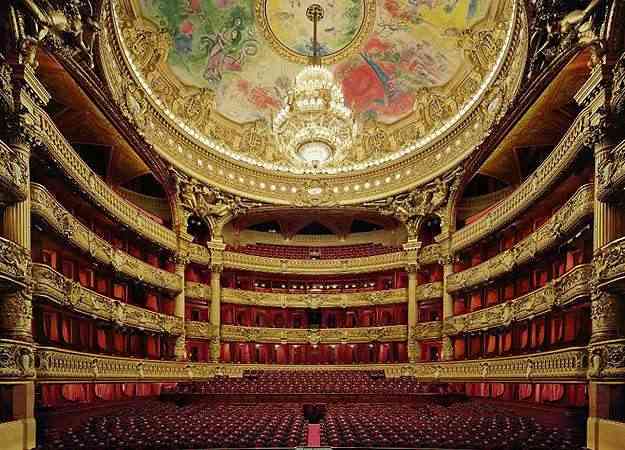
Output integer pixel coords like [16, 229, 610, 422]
[185, 282, 212, 301]
[222, 250, 406, 275]
[0, 236, 31, 290]
[0, 339, 36, 379]
[417, 244, 442, 266]
[217, 325, 407, 344]
[0, 139, 29, 206]
[415, 282, 443, 302]
[189, 244, 211, 266]
[448, 184, 594, 293]
[444, 264, 592, 336]
[32, 264, 183, 335]
[28, 106, 178, 250]
[451, 105, 595, 252]
[25, 343, 588, 382]
[594, 236, 625, 288]
[588, 338, 625, 380]
[411, 321, 443, 341]
[31, 184, 181, 293]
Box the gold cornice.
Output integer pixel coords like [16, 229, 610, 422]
[31, 184, 182, 293]
[98, 0, 526, 205]
[448, 184, 594, 293]
[451, 104, 596, 252]
[28, 105, 178, 251]
[32, 264, 183, 335]
[215, 324, 407, 344]
[444, 264, 592, 335]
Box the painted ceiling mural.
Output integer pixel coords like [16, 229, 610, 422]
[114, 0, 516, 175]
[135, 0, 500, 124]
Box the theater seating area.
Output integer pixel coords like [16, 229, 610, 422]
[37, 401, 307, 450]
[227, 243, 401, 259]
[321, 401, 585, 449]
[174, 370, 438, 395]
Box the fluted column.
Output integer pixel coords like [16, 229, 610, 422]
[442, 260, 453, 320]
[591, 130, 625, 344]
[0, 139, 32, 342]
[209, 262, 223, 363]
[407, 265, 418, 362]
[173, 255, 187, 360]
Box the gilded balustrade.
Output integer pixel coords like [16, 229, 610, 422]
[417, 244, 442, 265]
[28, 105, 178, 251]
[411, 321, 443, 340]
[415, 282, 443, 301]
[31, 184, 181, 293]
[447, 184, 594, 293]
[211, 324, 408, 344]
[189, 244, 211, 265]
[0, 139, 28, 205]
[451, 104, 595, 252]
[221, 250, 407, 275]
[444, 264, 592, 335]
[0, 340, 591, 382]
[0, 236, 31, 289]
[32, 264, 183, 335]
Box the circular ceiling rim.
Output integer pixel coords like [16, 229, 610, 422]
[101, 0, 527, 205]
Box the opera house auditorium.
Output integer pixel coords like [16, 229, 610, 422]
[0, 0, 624, 449]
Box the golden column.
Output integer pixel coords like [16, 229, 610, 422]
[208, 242, 225, 363]
[173, 252, 188, 360]
[406, 264, 419, 362]
[441, 254, 454, 361]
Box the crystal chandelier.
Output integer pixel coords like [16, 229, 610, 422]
[272, 4, 357, 169]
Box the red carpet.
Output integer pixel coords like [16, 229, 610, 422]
[307, 424, 321, 447]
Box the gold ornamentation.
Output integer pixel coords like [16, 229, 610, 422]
[32, 264, 184, 335]
[219, 325, 407, 344]
[0, 340, 36, 379]
[448, 184, 593, 293]
[0, 237, 31, 289]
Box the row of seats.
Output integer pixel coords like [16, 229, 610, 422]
[227, 243, 401, 259]
[38, 400, 307, 449]
[321, 401, 585, 449]
[173, 371, 443, 394]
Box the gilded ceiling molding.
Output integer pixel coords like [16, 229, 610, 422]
[21, 342, 589, 382]
[27, 104, 178, 251]
[363, 167, 463, 240]
[215, 324, 407, 344]
[98, 0, 526, 205]
[30, 184, 182, 293]
[0, 236, 31, 291]
[448, 183, 594, 293]
[452, 104, 596, 252]
[32, 264, 184, 336]
[444, 264, 592, 336]
[222, 250, 406, 275]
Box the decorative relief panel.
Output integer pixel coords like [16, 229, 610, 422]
[594, 237, 625, 287]
[28, 106, 178, 250]
[0, 339, 36, 379]
[415, 282, 443, 302]
[444, 264, 592, 335]
[0, 236, 31, 289]
[417, 244, 442, 266]
[588, 338, 625, 380]
[451, 106, 595, 252]
[189, 244, 211, 266]
[0, 139, 28, 206]
[33, 264, 183, 335]
[31, 184, 181, 293]
[411, 321, 443, 341]
[448, 184, 593, 293]
[218, 325, 407, 344]
[222, 250, 406, 275]
[185, 282, 212, 301]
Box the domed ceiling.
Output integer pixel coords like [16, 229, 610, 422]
[102, 0, 526, 203]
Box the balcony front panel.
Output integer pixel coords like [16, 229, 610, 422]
[32, 264, 183, 335]
[31, 184, 182, 293]
[447, 184, 593, 293]
[0, 236, 31, 290]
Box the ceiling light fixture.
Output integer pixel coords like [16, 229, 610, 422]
[272, 4, 357, 168]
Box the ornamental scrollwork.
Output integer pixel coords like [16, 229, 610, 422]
[9, 0, 100, 69]
[0, 340, 35, 378]
[219, 325, 407, 344]
[364, 167, 463, 239]
[0, 236, 31, 288]
[588, 339, 625, 379]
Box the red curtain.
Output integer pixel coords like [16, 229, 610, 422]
[62, 384, 86, 402]
[519, 384, 533, 400]
[491, 383, 505, 398]
[541, 384, 564, 402]
[486, 334, 497, 354]
[146, 336, 160, 358]
[96, 328, 108, 350]
[43, 312, 60, 342]
[454, 338, 466, 359]
[95, 384, 115, 400]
